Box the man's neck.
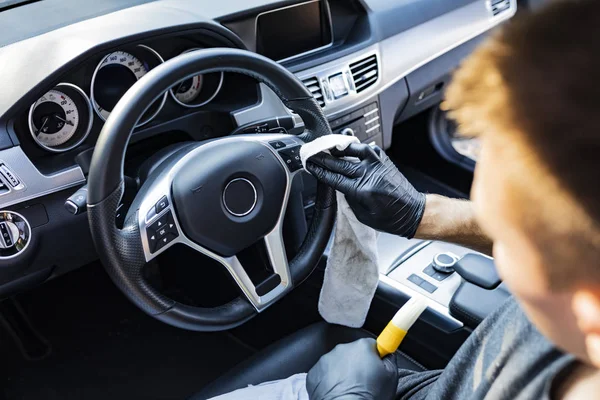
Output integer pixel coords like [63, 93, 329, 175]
[556, 362, 600, 399]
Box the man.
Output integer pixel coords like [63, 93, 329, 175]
[213, 0, 600, 398]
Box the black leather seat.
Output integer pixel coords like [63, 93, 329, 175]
[191, 322, 426, 399]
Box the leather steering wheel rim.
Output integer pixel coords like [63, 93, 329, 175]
[86, 48, 336, 331]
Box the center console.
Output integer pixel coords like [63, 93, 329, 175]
[376, 234, 511, 332]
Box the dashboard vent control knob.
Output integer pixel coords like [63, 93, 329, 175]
[0, 211, 31, 258]
[432, 252, 458, 273]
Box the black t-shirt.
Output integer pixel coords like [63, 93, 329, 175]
[395, 297, 577, 399]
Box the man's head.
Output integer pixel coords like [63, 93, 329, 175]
[444, 0, 600, 366]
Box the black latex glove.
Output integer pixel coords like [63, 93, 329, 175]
[306, 338, 398, 400]
[306, 143, 426, 238]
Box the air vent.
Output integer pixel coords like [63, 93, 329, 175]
[490, 0, 511, 16]
[349, 54, 379, 93]
[301, 77, 325, 108]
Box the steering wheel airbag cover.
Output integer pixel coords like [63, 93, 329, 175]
[172, 140, 287, 257]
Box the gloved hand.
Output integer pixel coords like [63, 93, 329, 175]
[306, 338, 398, 400]
[306, 144, 426, 238]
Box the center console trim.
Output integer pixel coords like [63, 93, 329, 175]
[380, 273, 464, 330]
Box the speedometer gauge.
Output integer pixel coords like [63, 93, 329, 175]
[91, 45, 167, 127]
[169, 48, 224, 108]
[28, 83, 93, 152]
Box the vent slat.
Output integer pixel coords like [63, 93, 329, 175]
[349, 55, 377, 71]
[355, 76, 378, 92]
[351, 64, 377, 79]
[491, 0, 511, 16]
[301, 76, 325, 108]
[349, 54, 378, 93]
[354, 69, 377, 84]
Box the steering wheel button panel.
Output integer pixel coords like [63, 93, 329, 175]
[147, 210, 178, 253]
[278, 145, 303, 172]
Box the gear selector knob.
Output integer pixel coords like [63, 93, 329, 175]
[432, 252, 458, 273]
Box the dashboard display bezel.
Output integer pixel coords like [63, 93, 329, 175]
[255, 0, 334, 63]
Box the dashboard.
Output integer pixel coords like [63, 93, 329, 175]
[0, 0, 516, 292]
[12, 30, 259, 175]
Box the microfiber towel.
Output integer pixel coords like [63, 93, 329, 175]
[300, 135, 380, 328]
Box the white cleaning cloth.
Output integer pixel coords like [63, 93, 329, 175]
[299, 134, 361, 170]
[300, 134, 380, 328]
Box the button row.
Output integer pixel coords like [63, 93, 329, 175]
[147, 210, 179, 253]
[329, 102, 379, 129]
[0, 164, 20, 188]
[407, 273, 438, 293]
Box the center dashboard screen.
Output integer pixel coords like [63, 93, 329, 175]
[256, 0, 332, 62]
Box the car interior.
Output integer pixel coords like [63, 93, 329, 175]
[0, 0, 550, 399]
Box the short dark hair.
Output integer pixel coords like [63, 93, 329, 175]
[444, 0, 600, 287]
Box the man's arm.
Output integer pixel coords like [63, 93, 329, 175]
[306, 144, 493, 255]
[415, 194, 493, 255]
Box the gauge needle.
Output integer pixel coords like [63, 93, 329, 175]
[36, 116, 49, 135]
[54, 114, 74, 126]
[174, 81, 186, 94]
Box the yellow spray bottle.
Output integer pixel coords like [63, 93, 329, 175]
[376, 296, 428, 358]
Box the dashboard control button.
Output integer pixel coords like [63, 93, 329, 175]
[425, 264, 452, 281]
[423, 265, 436, 277]
[155, 196, 169, 214]
[407, 274, 424, 287]
[269, 140, 286, 149]
[433, 271, 451, 282]
[420, 280, 438, 293]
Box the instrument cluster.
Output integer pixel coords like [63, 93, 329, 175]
[27, 45, 224, 153]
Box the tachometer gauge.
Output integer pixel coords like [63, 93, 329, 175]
[28, 83, 93, 152]
[172, 74, 203, 104]
[91, 45, 167, 127]
[169, 48, 224, 108]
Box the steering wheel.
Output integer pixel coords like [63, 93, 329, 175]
[86, 48, 336, 331]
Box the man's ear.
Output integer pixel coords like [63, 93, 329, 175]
[573, 290, 600, 367]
